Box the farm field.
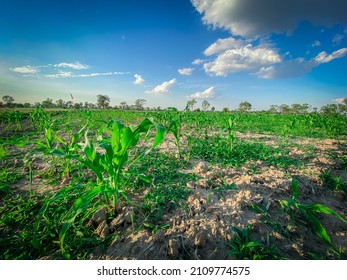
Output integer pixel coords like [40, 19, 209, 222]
[0, 108, 347, 260]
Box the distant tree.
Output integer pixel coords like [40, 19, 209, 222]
[301, 103, 310, 114]
[23, 103, 31, 108]
[65, 101, 73, 108]
[2, 95, 14, 107]
[167, 107, 178, 111]
[84, 102, 96, 109]
[211, 106, 215, 112]
[56, 99, 65, 108]
[202, 100, 210, 111]
[238, 101, 252, 113]
[279, 104, 291, 114]
[73, 102, 83, 109]
[222, 107, 229, 112]
[269, 105, 278, 113]
[337, 98, 347, 115]
[134, 99, 146, 110]
[97, 94, 110, 109]
[41, 98, 55, 108]
[120, 101, 128, 110]
[186, 98, 197, 111]
[320, 104, 338, 115]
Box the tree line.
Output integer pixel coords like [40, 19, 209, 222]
[1, 94, 346, 115]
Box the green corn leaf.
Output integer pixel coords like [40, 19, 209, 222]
[59, 185, 108, 255]
[151, 121, 165, 148]
[0, 145, 5, 159]
[32, 185, 82, 249]
[71, 123, 88, 147]
[305, 211, 331, 245]
[241, 240, 263, 250]
[303, 204, 347, 223]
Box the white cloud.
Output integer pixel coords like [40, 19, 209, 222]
[44, 71, 129, 79]
[9, 65, 38, 74]
[44, 71, 73, 79]
[178, 67, 194, 75]
[257, 48, 347, 78]
[54, 61, 90, 70]
[313, 48, 347, 64]
[145, 78, 176, 95]
[204, 37, 246, 56]
[203, 43, 281, 76]
[191, 0, 347, 38]
[134, 74, 145, 85]
[192, 58, 204, 65]
[189, 86, 216, 99]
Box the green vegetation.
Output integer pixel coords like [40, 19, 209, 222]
[0, 107, 346, 260]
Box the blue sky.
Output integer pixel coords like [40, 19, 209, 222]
[1, 0, 346, 110]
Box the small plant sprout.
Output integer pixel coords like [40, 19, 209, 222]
[278, 179, 347, 245]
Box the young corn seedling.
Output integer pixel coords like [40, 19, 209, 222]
[221, 115, 237, 154]
[34, 117, 165, 258]
[53, 123, 89, 178]
[278, 179, 347, 246]
[227, 225, 282, 260]
[167, 117, 182, 159]
[30, 105, 51, 131]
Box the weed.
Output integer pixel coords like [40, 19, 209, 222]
[227, 225, 283, 260]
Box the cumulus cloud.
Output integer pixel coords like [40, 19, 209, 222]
[54, 61, 90, 70]
[178, 67, 194, 75]
[145, 79, 176, 95]
[204, 37, 246, 56]
[9, 65, 38, 74]
[192, 58, 205, 65]
[191, 0, 347, 38]
[257, 48, 347, 78]
[203, 42, 281, 76]
[189, 86, 216, 99]
[134, 74, 145, 85]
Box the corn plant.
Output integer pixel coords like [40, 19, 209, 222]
[227, 225, 283, 260]
[167, 117, 182, 159]
[30, 105, 50, 130]
[53, 123, 89, 178]
[33, 117, 165, 258]
[221, 115, 237, 154]
[278, 179, 347, 245]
